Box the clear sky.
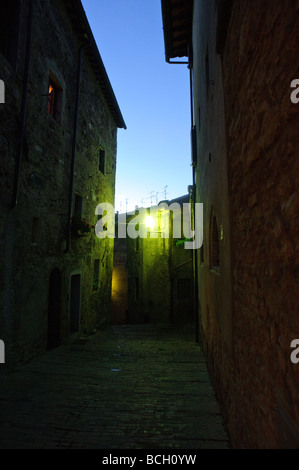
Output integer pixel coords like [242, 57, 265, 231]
[81, 0, 192, 212]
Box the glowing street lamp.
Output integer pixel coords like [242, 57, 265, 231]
[145, 216, 154, 229]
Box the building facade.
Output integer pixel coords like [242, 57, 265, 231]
[112, 195, 194, 326]
[0, 0, 125, 366]
[162, 0, 299, 448]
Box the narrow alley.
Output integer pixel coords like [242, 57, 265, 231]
[0, 324, 228, 449]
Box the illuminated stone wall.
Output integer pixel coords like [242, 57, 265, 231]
[126, 196, 194, 325]
[0, 0, 120, 366]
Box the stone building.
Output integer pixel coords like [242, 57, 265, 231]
[0, 0, 125, 366]
[112, 194, 194, 326]
[162, 0, 299, 448]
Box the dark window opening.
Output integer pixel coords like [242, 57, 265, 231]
[99, 146, 105, 174]
[135, 277, 139, 302]
[74, 195, 83, 218]
[205, 52, 210, 95]
[48, 76, 62, 123]
[0, 0, 20, 67]
[211, 215, 220, 269]
[177, 279, 192, 300]
[200, 243, 204, 265]
[32, 217, 39, 244]
[93, 260, 100, 291]
[70, 274, 81, 333]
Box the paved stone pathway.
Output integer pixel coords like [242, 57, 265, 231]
[0, 324, 229, 449]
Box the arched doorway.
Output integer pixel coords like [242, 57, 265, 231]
[47, 268, 62, 350]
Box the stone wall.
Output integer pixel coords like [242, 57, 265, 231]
[192, 0, 299, 449]
[126, 199, 194, 325]
[222, 0, 299, 448]
[0, 0, 121, 367]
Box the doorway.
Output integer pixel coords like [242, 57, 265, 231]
[47, 268, 62, 350]
[70, 274, 81, 333]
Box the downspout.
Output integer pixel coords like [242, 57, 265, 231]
[64, 41, 91, 254]
[189, 62, 200, 345]
[188, 44, 200, 345]
[12, 0, 34, 209]
[165, 45, 199, 343]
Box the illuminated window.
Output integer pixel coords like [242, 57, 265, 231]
[48, 76, 62, 123]
[99, 146, 105, 174]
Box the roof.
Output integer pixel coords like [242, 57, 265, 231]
[62, 0, 126, 129]
[161, 0, 193, 62]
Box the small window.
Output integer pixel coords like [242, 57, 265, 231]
[48, 76, 62, 123]
[135, 277, 139, 302]
[205, 50, 210, 95]
[93, 260, 100, 291]
[74, 195, 82, 218]
[177, 279, 192, 300]
[211, 215, 220, 269]
[32, 217, 39, 244]
[200, 243, 204, 265]
[99, 146, 105, 174]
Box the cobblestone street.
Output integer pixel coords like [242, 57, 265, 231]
[0, 324, 229, 449]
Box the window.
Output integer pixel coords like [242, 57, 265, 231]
[99, 146, 105, 174]
[135, 277, 140, 301]
[32, 217, 39, 244]
[48, 75, 62, 123]
[211, 215, 220, 269]
[205, 50, 210, 95]
[74, 195, 82, 218]
[0, 0, 20, 67]
[200, 243, 204, 265]
[177, 279, 192, 300]
[93, 260, 100, 291]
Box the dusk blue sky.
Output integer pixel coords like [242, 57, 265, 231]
[82, 0, 191, 212]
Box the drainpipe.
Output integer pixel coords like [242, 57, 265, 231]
[165, 45, 199, 344]
[189, 64, 200, 345]
[12, 0, 34, 209]
[64, 41, 91, 254]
